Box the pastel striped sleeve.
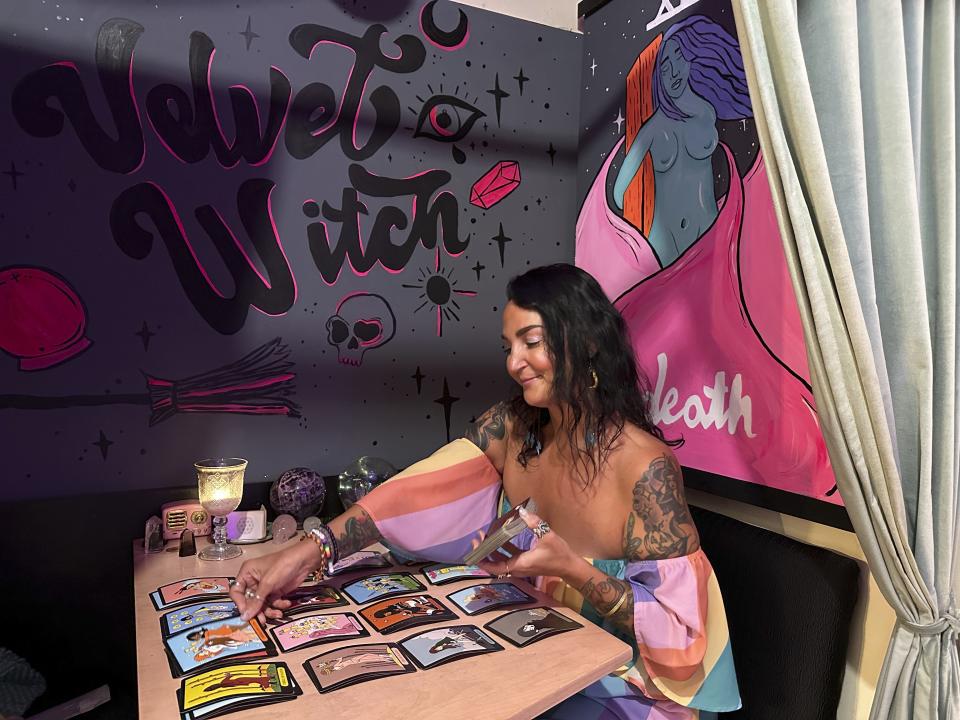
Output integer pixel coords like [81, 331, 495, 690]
[354, 439, 502, 564]
[621, 549, 741, 712]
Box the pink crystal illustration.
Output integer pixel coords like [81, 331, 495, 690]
[469, 160, 521, 209]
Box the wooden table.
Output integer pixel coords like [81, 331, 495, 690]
[133, 538, 632, 720]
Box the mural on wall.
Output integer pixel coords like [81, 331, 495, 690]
[577, 0, 839, 504]
[0, 1, 580, 500]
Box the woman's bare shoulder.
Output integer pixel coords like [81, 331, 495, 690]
[611, 424, 677, 480]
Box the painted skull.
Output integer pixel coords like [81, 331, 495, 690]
[325, 293, 396, 366]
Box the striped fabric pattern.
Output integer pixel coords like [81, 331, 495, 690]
[359, 440, 740, 718]
[356, 439, 501, 564]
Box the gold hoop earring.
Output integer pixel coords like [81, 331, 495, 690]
[589, 368, 599, 389]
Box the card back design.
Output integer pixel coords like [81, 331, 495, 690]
[302, 643, 415, 693]
[340, 573, 427, 605]
[269, 613, 368, 652]
[359, 594, 457, 634]
[398, 624, 503, 669]
[446, 582, 535, 615]
[484, 607, 583, 648]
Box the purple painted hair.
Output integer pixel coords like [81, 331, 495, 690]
[652, 14, 752, 121]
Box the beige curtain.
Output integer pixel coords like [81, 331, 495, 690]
[731, 0, 959, 718]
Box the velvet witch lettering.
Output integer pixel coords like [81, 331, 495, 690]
[12, 17, 471, 334]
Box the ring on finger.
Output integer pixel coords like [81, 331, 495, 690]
[532, 520, 551, 539]
[244, 588, 261, 600]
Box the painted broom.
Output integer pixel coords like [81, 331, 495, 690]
[0, 337, 300, 425]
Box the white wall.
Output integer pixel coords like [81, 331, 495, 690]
[455, 0, 580, 31]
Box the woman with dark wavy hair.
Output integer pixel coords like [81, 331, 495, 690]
[231, 264, 740, 719]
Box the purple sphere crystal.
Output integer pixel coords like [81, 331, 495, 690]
[269, 467, 326, 522]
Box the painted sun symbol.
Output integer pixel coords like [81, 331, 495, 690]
[403, 262, 477, 336]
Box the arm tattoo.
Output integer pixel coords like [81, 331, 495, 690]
[336, 508, 381, 557]
[623, 454, 698, 561]
[463, 402, 507, 451]
[579, 575, 636, 636]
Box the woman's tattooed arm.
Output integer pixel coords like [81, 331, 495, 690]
[463, 402, 507, 451]
[329, 504, 382, 557]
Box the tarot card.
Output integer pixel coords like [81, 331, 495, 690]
[269, 613, 368, 652]
[282, 585, 349, 615]
[178, 662, 301, 719]
[164, 616, 276, 678]
[340, 572, 426, 605]
[446, 582, 535, 615]
[359, 594, 457, 635]
[398, 624, 503, 669]
[484, 607, 583, 648]
[302, 643, 415, 693]
[161, 601, 239, 639]
[422, 563, 492, 586]
[327, 550, 392, 576]
[151, 577, 233, 611]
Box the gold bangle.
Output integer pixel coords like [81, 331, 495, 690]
[596, 589, 629, 619]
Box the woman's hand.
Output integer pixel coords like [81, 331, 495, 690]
[229, 540, 319, 622]
[477, 506, 579, 580]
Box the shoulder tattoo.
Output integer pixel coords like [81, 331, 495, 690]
[463, 402, 507, 451]
[623, 454, 698, 561]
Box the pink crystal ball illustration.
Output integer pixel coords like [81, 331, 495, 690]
[0, 266, 92, 370]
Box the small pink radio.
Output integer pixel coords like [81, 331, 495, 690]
[161, 500, 213, 540]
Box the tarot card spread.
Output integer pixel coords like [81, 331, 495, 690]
[177, 662, 301, 719]
[446, 582, 535, 615]
[359, 594, 457, 635]
[484, 607, 583, 647]
[269, 613, 369, 652]
[340, 573, 426, 605]
[303, 643, 414, 693]
[399, 625, 503, 669]
[164, 616, 277, 678]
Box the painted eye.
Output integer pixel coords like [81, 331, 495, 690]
[413, 94, 485, 143]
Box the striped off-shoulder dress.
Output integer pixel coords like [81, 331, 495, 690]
[357, 439, 741, 719]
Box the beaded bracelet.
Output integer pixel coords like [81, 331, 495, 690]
[303, 523, 340, 576]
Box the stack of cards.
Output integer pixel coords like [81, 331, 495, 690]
[269, 613, 369, 652]
[303, 643, 415, 693]
[177, 662, 301, 719]
[484, 607, 583, 647]
[422, 563, 491, 585]
[446, 582, 535, 615]
[359, 594, 457, 635]
[164, 616, 278, 678]
[327, 550, 392, 576]
[282, 585, 349, 615]
[161, 601, 241, 638]
[398, 625, 503, 669]
[151, 577, 234, 611]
